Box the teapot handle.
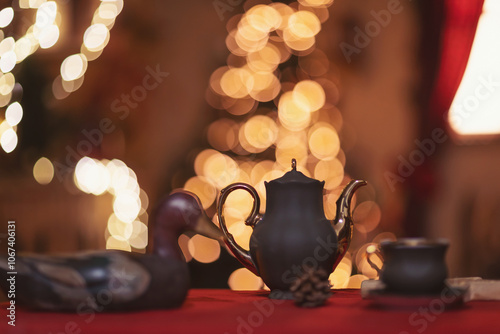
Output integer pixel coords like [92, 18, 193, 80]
[217, 183, 261, 276]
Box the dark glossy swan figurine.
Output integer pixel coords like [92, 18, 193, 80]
[0, 191, 223, 311]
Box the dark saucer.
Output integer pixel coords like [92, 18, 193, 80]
[362, 281, 467, 310]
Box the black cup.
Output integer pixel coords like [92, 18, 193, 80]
[367, 238, 449, 295]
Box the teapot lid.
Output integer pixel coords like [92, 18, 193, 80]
[269, 159, 322, 185]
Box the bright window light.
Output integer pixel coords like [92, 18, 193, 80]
[449, 0, 500, 136]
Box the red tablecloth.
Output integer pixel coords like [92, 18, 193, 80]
[1, 289, 499, 334]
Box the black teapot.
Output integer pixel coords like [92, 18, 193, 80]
[217, 159, 366, 298]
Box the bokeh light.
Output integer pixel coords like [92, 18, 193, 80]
[71, 157, 148, 251]
[60, 54, 88, 81]
[62, 75, 85, 93]
[220, 67, 253, 99]
[33, 157, 54, 185]
[207, 119, 238, 152]
[202, 152, 240, 188]
[0, 128, 17, 153]
[184, 176, 217, 209]
[356, 243, 382, 279]
[107, 213, 133, 241]
[113, 190, 141, 223]
[188, 235, 221, 263]
[37, 24, 59, 49]
[346, 274, 369, 288]
[288, 11, 321, 39]
[128, 220, 148, 249]
[0, 72, 15, 96]
[269, 3, 294, 29]
[84, 24, 110, 51]
[94, 0, 123, 26]
[224, 189, 253, 222]
[275, 134, 308, 168]
[0, 92, 11, 108]
[35, 1, 57, 29]
[293, 80, 325, 112]
[0, 38, 14, 61]
[241, 115, 278, 152]
[228, 268, 263, 290]
[0, 7, 14, 28]
[227, 220, 253, 250]
[5, 102, 23, 126]
[246, 5, 282, 33]
[74, 157, 110, 195]
[329, 255, 352, 289]
[247, 44, 281, 72]
[0, 50, 17, 73]
[278, 91, 311, 131]
[106, 235, 131, 252]
[314, 159, 344, 190]
[14, 37, 34, 63]
[283, 28, 316, 52]
[298, 0, 334, 7]
[308, 123, 340, 159]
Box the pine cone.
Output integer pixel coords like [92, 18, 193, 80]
[290, 266, 332, 308]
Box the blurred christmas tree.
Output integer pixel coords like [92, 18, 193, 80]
[181, 0, 369, 289]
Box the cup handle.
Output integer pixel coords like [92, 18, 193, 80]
[366, 245, 383, 276]
[217, 183, 261, 276]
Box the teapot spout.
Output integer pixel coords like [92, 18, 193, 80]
[332, 180, 367, 265]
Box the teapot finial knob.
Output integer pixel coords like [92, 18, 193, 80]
[291, 158, 297, 171]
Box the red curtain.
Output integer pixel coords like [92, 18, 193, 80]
[428, 0, 485, 129]
[404, 0, 485, 236]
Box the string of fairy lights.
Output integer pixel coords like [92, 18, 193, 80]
[0, 0, 124, 153]
[1, 0, 149, 252]
[182, 0, 390, 290]
[34, 155, 150, 252]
